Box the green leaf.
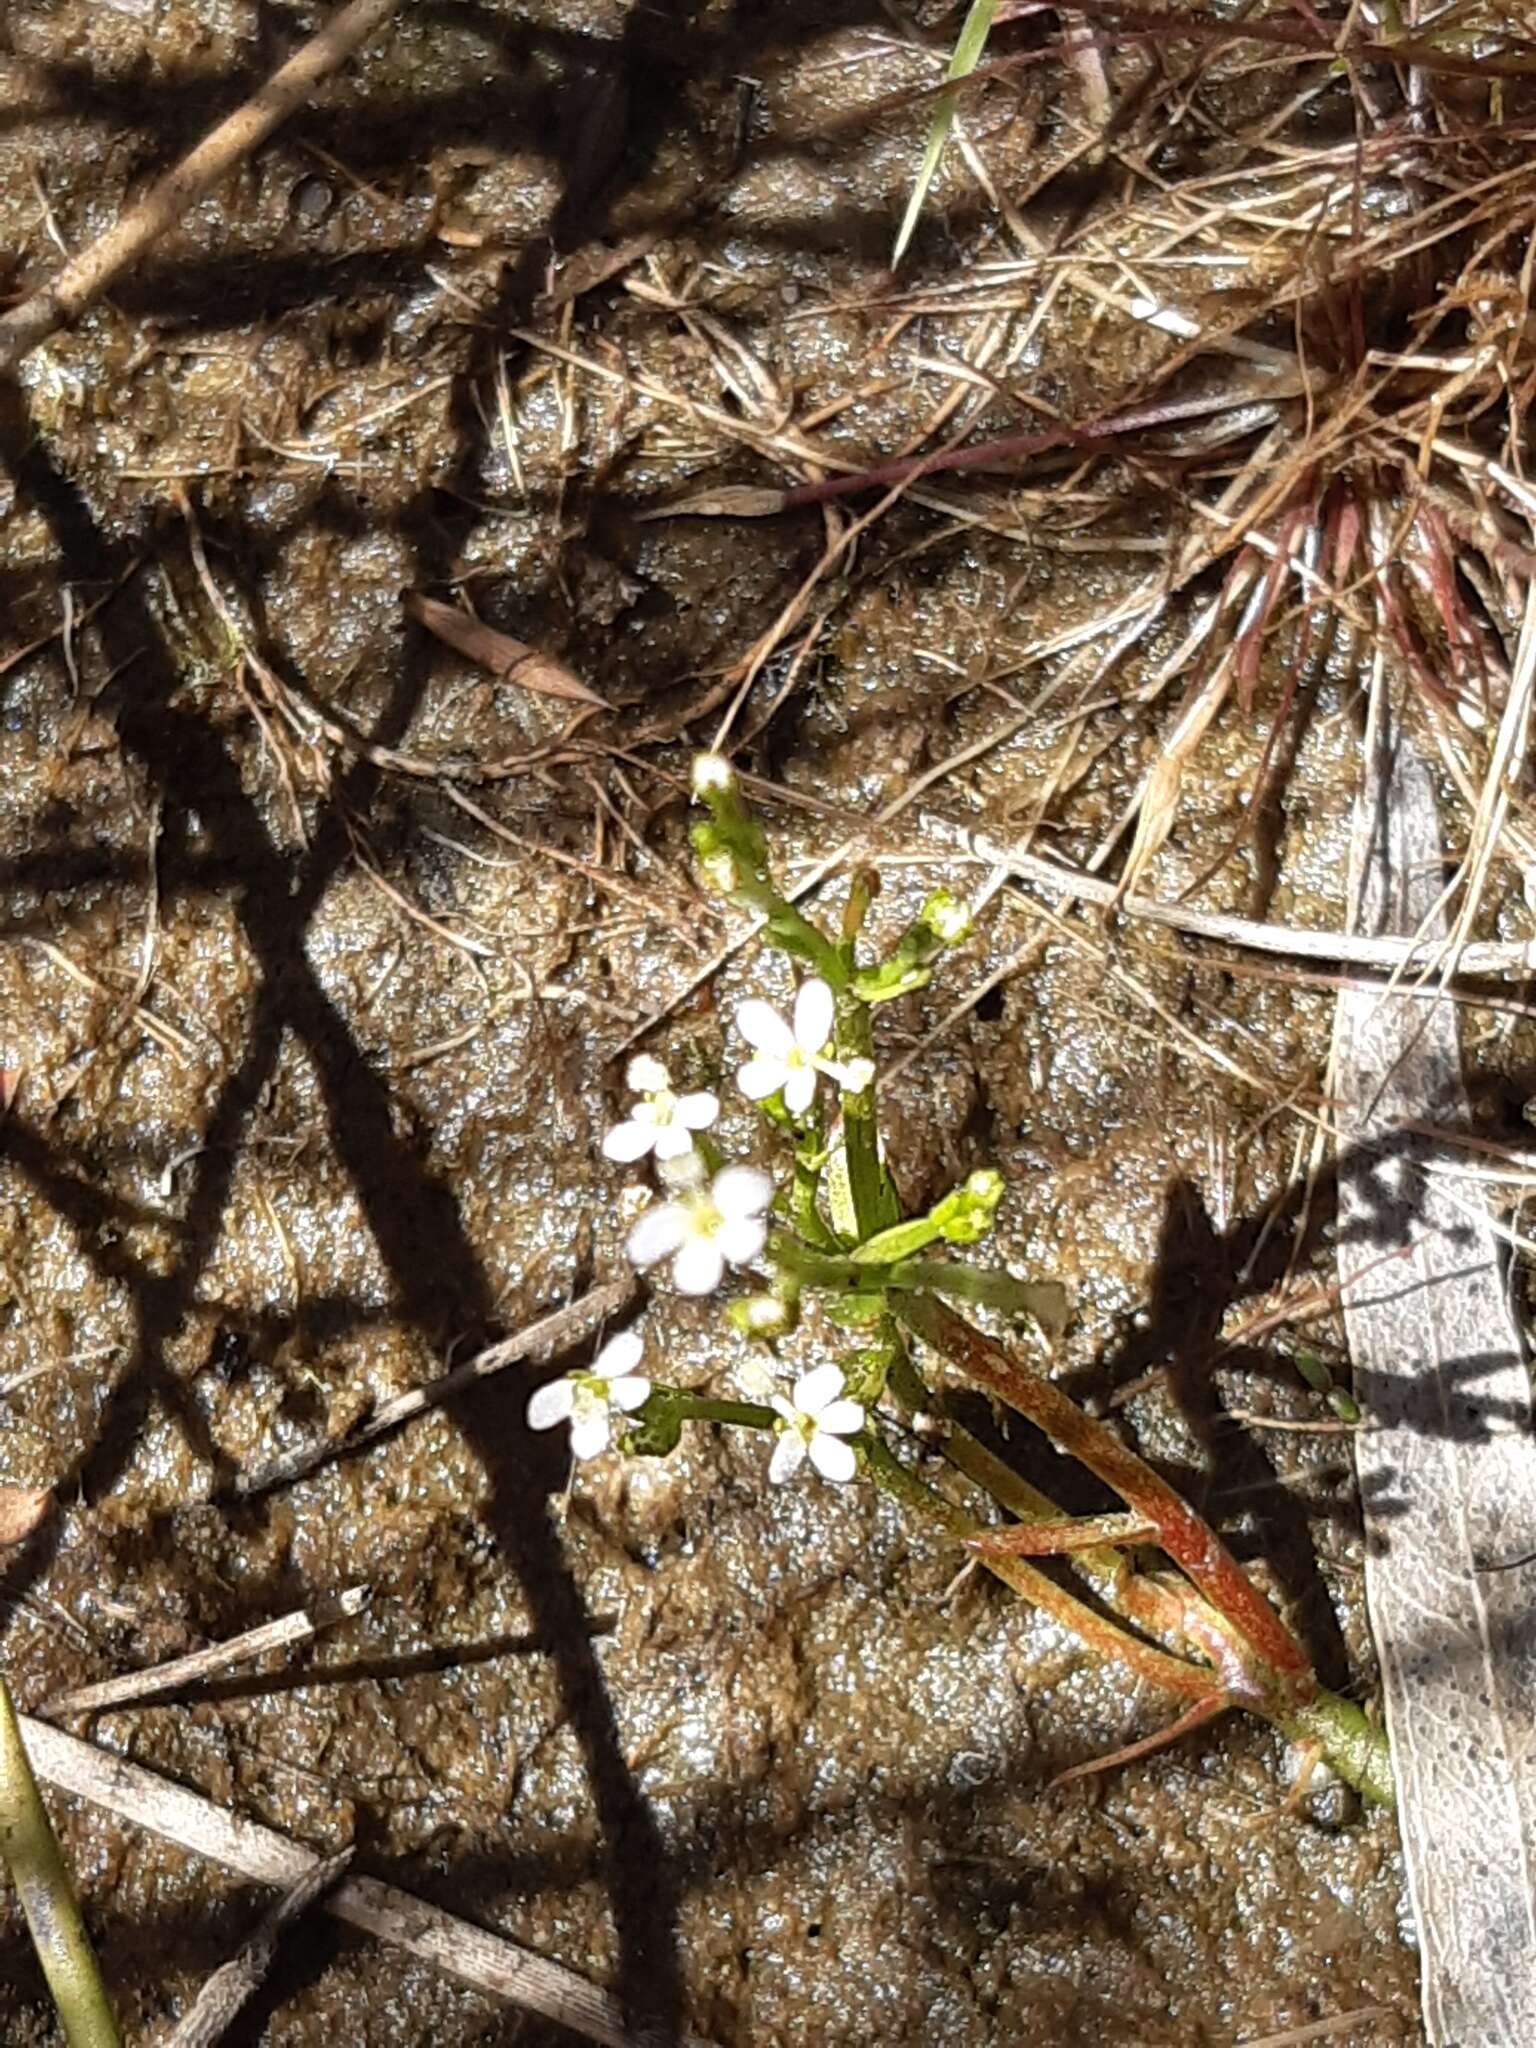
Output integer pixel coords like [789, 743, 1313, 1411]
[892, 0, 1000, 268]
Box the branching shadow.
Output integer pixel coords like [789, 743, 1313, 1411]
[0, 372, 684, 2041]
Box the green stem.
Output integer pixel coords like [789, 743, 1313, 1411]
[833, 995, 899, 1239]
[774, 1239, 1062, 1321]
[660, 1389, 776, 1431]
[0, 1677, 121, 2047]
[1281, 1693, 1395, 1809]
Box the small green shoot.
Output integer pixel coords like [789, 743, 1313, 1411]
[892, 0, 999, 269]
[0, 1676, 122, 2047]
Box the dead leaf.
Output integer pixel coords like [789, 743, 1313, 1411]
[1335, 691, 1536, 2046]
[0, 1486, 51, 1546]
[0, 1068, 19, 1117]
[403, 593, 607, 708]
[636, 485, 789, 522]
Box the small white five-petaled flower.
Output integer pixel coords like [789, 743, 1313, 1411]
[603, 1054, 719, 1164]
[627, 1159, 773, 1295]
[769, 1364, 865, 1484]
[526, 1331, 651, 1459]
[735, 979, 874, 1116]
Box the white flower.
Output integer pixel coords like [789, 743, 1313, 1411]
[926, 894, 972, 943]
[603, 1055, 719, 1165]
[526, 1331, 651, 1459]
[769, 1364, 865, 1484]
[626, 1161, 773, 1295]
[691, 752, 736, 797]
[735, 979, 874, 1116]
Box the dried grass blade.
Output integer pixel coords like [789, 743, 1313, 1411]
[38, 1586, 370, 1720]
[165, 1848, 353, 2048]
[404, 592, 607, 707]
[892, 0, 999, 268]
[1333, 697, 1536, 2047]
[16, 1713, 687, 2048]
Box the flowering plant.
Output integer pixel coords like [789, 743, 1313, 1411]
[527, 754, 1392, 1805]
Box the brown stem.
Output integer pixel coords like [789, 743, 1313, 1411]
[0, 0, 401, 377]
[969, 1511, 1157, 1556]
[778, 388, 1292, 510]
[901, 1296, 1316, 1703]
[862, 1433, 1214, 1701]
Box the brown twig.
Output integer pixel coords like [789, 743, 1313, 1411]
[16, 1713, 685, 2048]
[0, 0, 401, 376]
[38, 1587, 370, 1721]
[232, 1277, 637, 1496]
[164, 1848, 353, 2048]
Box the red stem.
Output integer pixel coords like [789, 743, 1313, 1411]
[903, 1297, 1316, 1703]
[779, 390, 1284, 510]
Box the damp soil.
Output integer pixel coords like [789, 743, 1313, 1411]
[3, 0, 1518, 2041]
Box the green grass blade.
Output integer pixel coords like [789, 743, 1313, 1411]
[892, 0, 1000, 268]
[0, 1676, 122, 2048]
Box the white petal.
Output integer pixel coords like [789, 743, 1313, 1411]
[607, 1375, 651, 1413]
[738, 1056, 788, 1102]
[672, 1237, 725, 1296]
[792, 1363, 848, 1418]
[527, 1378, 575, 1430]
[720, 1212, 770, 1261]
[769, 1430, 807, 1483]
[626, 1054, 669, 1092]
[781, 1066, 817, 1117]
[713, 1166, 773, 1219]
[793, 978, 835, 1054]
[808, 1431, 857, 1483]
[676, 1091, 719, 1130]
[714, 1215, 766, 1268]
[823, 1056, 874, 1096]
[593, 1330, 644, 1379]
[735, 998, 794, 1058]
[691, 751, 734, 796]
[659, 1148, 706, 1192]
[739, 1359, 779, 1402]
[627, 1202, 690, 1268]
[602, 1119, 655, 1163]
[815, 1398, 865, 1438]
[770, 1393, 798, 1424]
[651, 1123, 696, 1162]
[569, 1410, 613, 1459]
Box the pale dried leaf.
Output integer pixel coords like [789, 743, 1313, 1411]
[0, 1486, 51, 1546]
[403, 593, 607, 707]
[1334, 707, 1536, 2047]
[1118, 661, 1232, 897]
[636, 485, 789, 522]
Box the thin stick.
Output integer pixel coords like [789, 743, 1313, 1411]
[0, 0, 401, 376]
[38, 1587, 370, 1721]
[15, 1713, 679, 2048]
[1234, 2009, 1392, 2048]
[164, 1847, 353, 2048]
[928, 816, 1536, 978]
[233, 1277, 636, 1496]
